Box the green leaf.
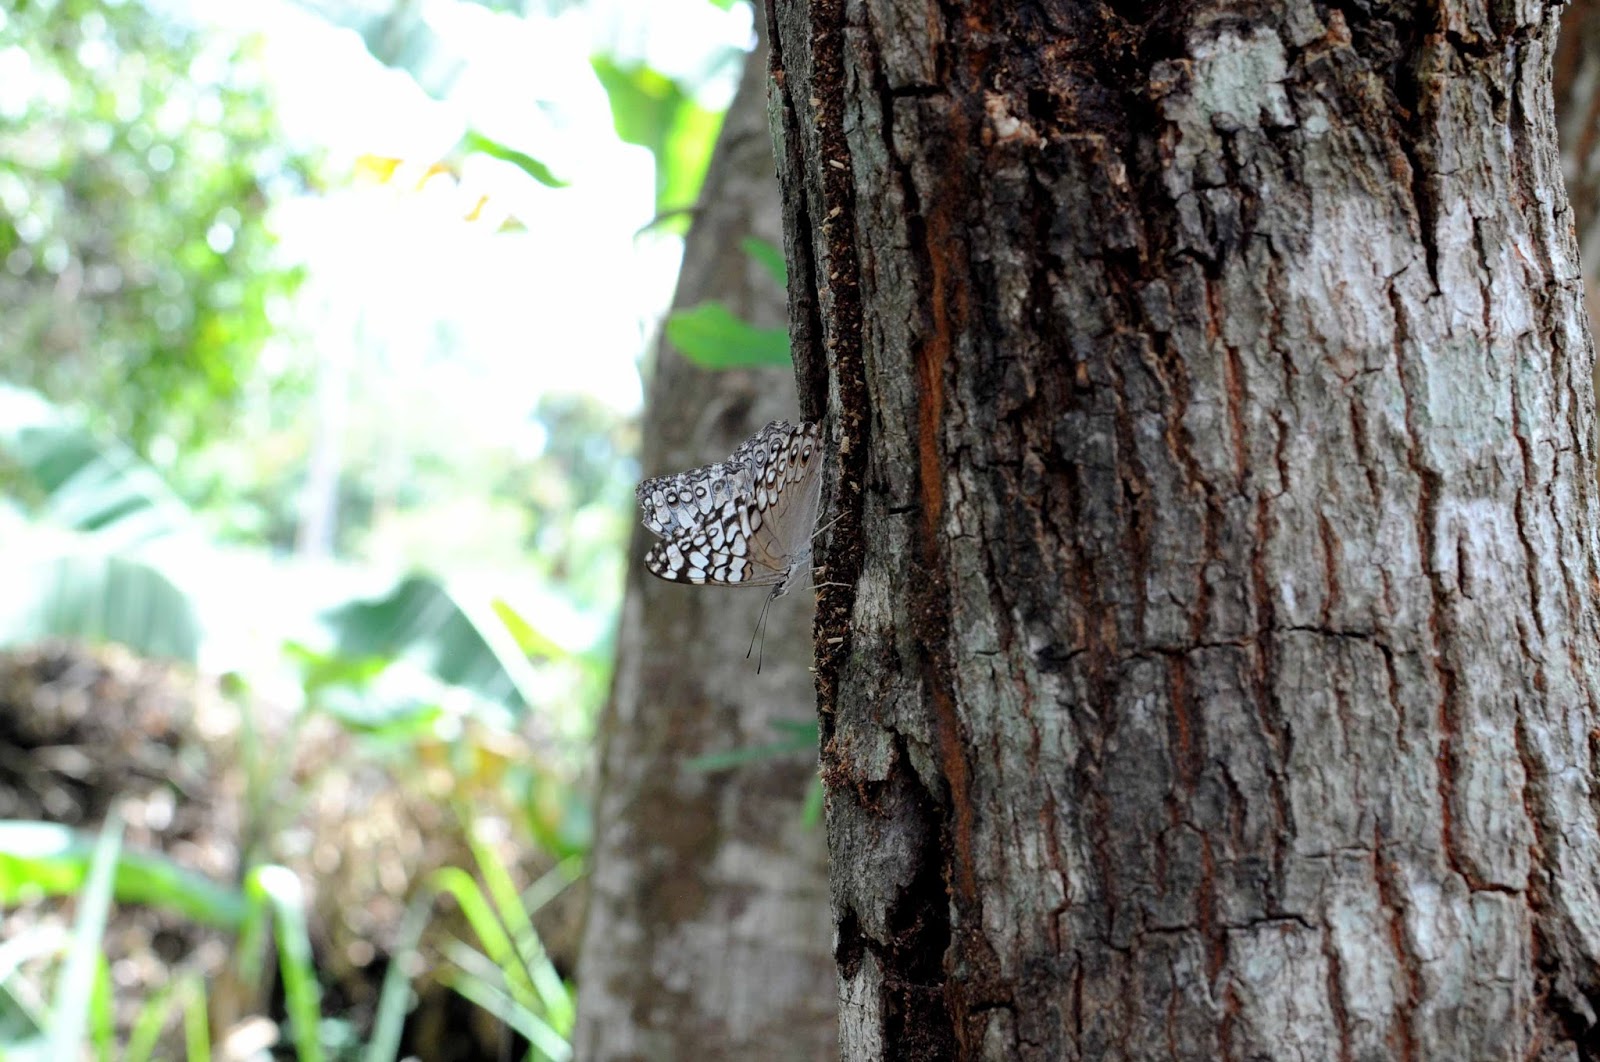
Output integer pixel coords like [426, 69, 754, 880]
[665, 302, 791, 369]
[802, 777, 824, 829]
[321, 574, 540, 715]
[0, 821, 247, 929]
[282, 641, 393, 695]
[282, 641, 447, 742]
[182, 976, 210, 1061]
[740, 236, 788, 287]
[685, 736, 816, 772]
[490, 599, 567, 660]
[768, 718, 820, 739]
[660, 101, 723, 216]
[686, 718, 817, 772]
[0, 388, 203, 660]
[0, 551, 202, 663]
[459, 130, 568, 189]
[319, 691, 444, 743]
[0, 384, 195, 545]
[590, 57, 723, 222]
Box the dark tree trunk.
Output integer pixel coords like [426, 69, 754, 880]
[572, 23, 837, 1062]
[769, 1, 1600, 1059]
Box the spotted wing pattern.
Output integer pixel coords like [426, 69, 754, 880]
[636, 421, 823, 595]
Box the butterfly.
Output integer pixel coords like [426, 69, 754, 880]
[636, 420, 824, 599]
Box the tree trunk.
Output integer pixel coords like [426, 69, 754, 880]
[1555, 0, 1600, 334]
[572, 20, 837, 1062]
[768, 1, 1600, 1059]
[1557, 0, 1600, 246]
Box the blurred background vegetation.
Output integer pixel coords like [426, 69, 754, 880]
[0, 0, 773, 1058]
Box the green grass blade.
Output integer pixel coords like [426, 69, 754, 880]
[47, 808, 122, 1061]
[0, 966, 49, 1048]
[0, 927, 69, 985]
[425, 867, 538, 1011]
[362, 888, 435, 1062]
[0, 1036, 54, 1061]
[464, 833, 570, 1028]
[518, 857, 582, 922]
[0, 929, 59, 1051]
[124, 979, 182, 1062]
[436, 962, 570, 1062]
[90, 956, 114, 1062]
[233, 872, 269, 988]
[245, 866, 323, 1062]
[181, 975, 210, 1062]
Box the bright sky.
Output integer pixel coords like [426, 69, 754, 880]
[176, 0, 754, 419]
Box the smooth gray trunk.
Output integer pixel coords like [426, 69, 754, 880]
[572, 21, 837, 1062]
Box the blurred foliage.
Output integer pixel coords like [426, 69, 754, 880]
[0, 812, 572, 1062]
[457, 129, 568, 190]
[511, 393, 637, 604]
[0, 634, 588, 1057]
[665, 301, 789, 368]
[0, 384, 204, 659]
[320, 574, 540, 715]
[0, 0, 756, 1054]
[0, 384, 595, 736]
[397, 841, 577, 1061]
[591, 55, 722, 223]
[666, 236, 792, 369]
[0, 0, 311, 459]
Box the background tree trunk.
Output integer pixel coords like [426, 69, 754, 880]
[572, 21, 837, 1062]
[769, 1, 1600, 1059]
[1555, 0, 1600, 336]
[1557, 0, 1600, 247]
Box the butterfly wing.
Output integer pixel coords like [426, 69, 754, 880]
[642, 498, 790, 587]
[740, 422, 822, 591]
[637, 420, 823, 593]
[636, 465, 747, 537]
[634, 422, 803, 536]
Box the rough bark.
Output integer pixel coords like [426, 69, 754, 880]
[572, 25, 836, 1062]
[768, 1, 1600, 1059]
